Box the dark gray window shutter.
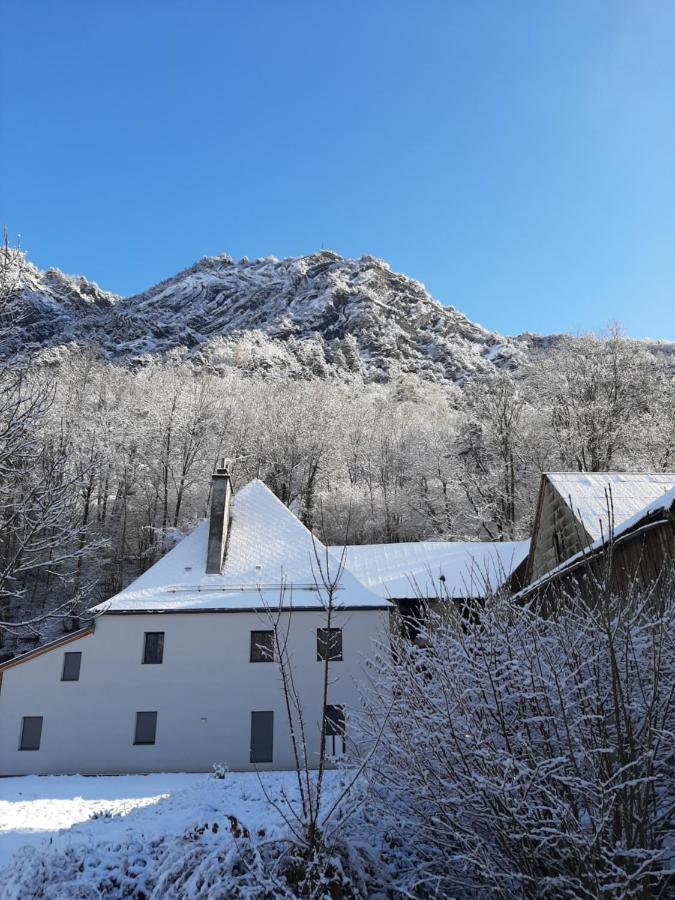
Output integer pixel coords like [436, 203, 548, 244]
[143, 632, 164, 664]
[134, 711, 158, 745]
[61, 652, 82, 681]
[250, 711, 274, 763]
[19, 716, 43, 750]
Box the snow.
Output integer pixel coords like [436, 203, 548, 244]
[333, 539, 530, 599]
[0, 773, 204, 868]
[95, 479, 390, 612]
[548, 472, 675, 540]
[9, 249, 526, 384]
[519, 484, 675, 597]
[484, 342, 506, 361]
[0, 770, 345, 872]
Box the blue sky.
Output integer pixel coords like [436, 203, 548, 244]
[1, 1, 674, 338]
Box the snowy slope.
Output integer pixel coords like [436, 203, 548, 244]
[2, 251, 117, 356]
[5, 249, 525, 384]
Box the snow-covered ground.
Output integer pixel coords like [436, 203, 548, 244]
[0, 770, 343, 873]
[0, 773, 202, 869]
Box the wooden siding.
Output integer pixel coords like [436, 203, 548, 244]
[527, 477, 593, 583]
[521, 516, 675, 611]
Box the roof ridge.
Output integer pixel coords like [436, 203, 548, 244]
[233, 478, 327, 548]
[547, 471, 675, 477]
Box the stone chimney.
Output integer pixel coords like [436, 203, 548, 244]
[206, 463, 232, 574]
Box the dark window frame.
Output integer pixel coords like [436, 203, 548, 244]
[142, 632, 165, 665]
[61, 651, 82, 682]
[317, 627, 343, 662]
[323, 704, 346, 755]
[324, 704, 345, 736]
[134, 711, 158, 745]
[19, 716, 43, 751]
[250, 630, 275, 663]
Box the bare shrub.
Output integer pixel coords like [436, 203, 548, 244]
[363, 576, 675, 898]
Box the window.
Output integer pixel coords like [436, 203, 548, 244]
[317, 628, 342, 661]
[143, 632, 164, 664]
[250, 630, 274, 663]
[250, 711, 274, 763]
[19, 716, 43, 751]
[134, 711, 158, 745]
[61, 651, 82, 681]
[324, 705, 346, 756]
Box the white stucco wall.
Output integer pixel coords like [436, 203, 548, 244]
[0, 608, 390, 776]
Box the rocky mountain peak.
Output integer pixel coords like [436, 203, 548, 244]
[5, 249, 525, 383]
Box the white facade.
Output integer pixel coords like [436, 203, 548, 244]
[0, 607, 388, 776]
[0, 478, 391, 776]
[0, 475, 528, 776]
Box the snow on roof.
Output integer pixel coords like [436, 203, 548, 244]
[518, 484, 675, 598]
[95, 480, 390, 613]
[332, 540, 530, 600]
[548, 472, 675, 541]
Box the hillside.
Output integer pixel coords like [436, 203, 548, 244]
[5, 250, 525, 384]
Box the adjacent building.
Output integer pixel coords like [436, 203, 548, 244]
[517, 482, 675, 608]
[525, 472, 675, 584]
[333, 539, 529, 638]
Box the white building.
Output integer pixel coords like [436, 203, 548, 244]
[0, 470, 527, 776]
[0, 473, 390, 775]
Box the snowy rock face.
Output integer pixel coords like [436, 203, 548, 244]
[7, 250, 525, 384]
[2, 253, 117, 357]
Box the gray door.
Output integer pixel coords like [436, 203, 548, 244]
[250, 710, 274, 763]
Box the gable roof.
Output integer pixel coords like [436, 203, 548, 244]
[547, 472, 675, 541]
[333, 540, 530, 600]
[517, 485, 675, 600]
[94, 480, 390, 613]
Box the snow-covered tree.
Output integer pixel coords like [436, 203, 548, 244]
[361, 576, 675, 897]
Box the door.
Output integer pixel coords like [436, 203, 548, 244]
[250, 711, 274, 763]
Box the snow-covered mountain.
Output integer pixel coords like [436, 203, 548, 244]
[5, 250, 526, 384]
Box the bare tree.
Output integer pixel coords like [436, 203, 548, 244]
[249, 522, 389, 898]
[0, 233, 101, 651]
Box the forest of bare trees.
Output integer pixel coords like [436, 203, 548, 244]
[1, 235, 674, 652]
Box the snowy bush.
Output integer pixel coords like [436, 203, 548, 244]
[3, 824, 277, 899]
[363, 584, 675, 898]
[2, 814, 379, 900]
